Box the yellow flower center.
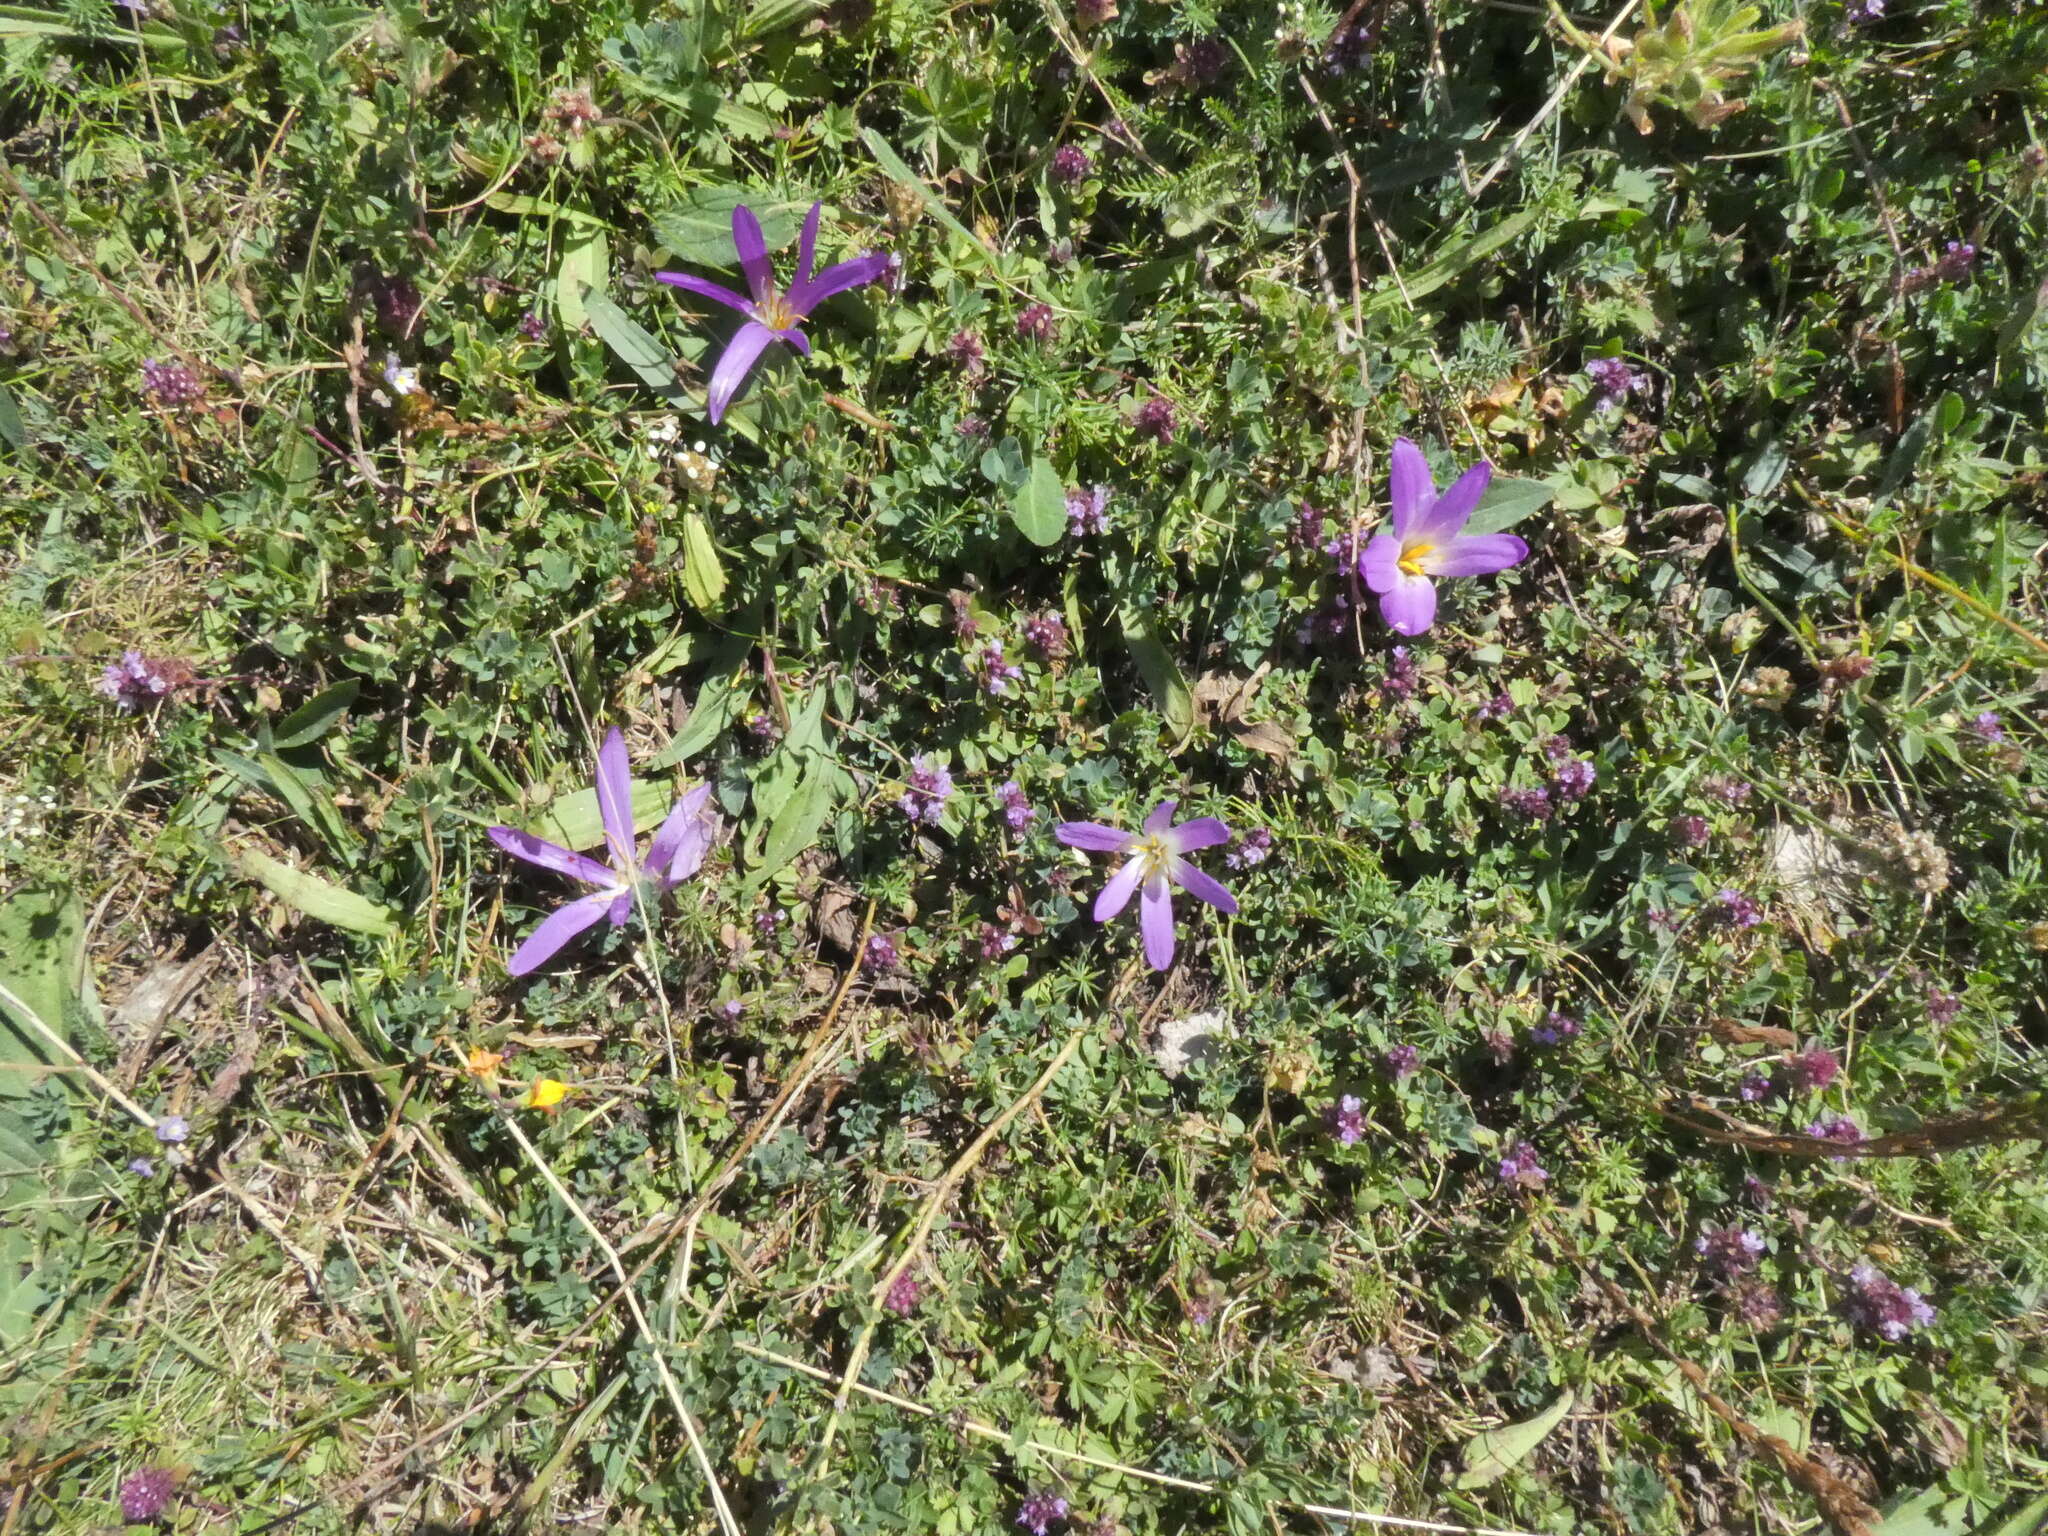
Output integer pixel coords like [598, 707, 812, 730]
[1131, 832, 1174, 880]
[759, 289, 799, 330]
[1398, 542, 1435, 577]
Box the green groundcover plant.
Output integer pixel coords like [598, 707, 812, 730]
[2, 0, 2047, 1533]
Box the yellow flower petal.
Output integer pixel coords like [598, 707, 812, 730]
[526, 1077, 570, 1112]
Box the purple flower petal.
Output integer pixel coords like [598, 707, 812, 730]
[1093, 855, 1146, 922]
[732, 203, 773, 304]
[706, 320, 778, 424]
[794, 201, 822, 289]
[1167, 816, 1230, 851]
[1377, 572, 1438, 635]
[789, 251, 891, 314]
[1057, 821, 1135, 853]
[1411, 459, 1492, 543]
[1388, 437, 1435, 539]
[594, 728, 638, 871]
[487, 825, 618, 888]
[606, 889, 635, 926]
[1428, 531, 1528, 577]
[647, 783, 715, 884]
[655, 270, 756, 316]
[780, 326, 812, 358]
[1142, 799, 1178, 835]
[1171, 857, 1237, 914]
[1139, 877, 1176, 970]
[507, 889, 618, 976]
[1358, 531, 1404, 594]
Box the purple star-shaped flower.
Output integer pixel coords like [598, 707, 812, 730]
[1357, 437, 1529, 636]
[488, 729, 718, 975]
[656, 200, 890, 424]
[1055, 800, 1238, 971]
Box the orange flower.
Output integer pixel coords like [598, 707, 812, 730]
[465, 1045, 504, 1078]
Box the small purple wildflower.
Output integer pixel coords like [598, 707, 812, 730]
[1695, 1223, 1767, 1277]
[1133, 393, 1177, 445]
[755, 907, 787, 939]
[1497, 1140, 1548, 1188]
[1290, 501, 1327, 552]
[1845, 0, 1883, 20]
[979, 923, 1020, 962]
[1382, 1044, 1420, 1082]
[1383, 646, 1419, 702]
[1482, 1028, 1516, 1065]
[518, 309, 547, 341]
[1324, 1094, 1366, 1144]
[1844, 1260, 1936, 1340]
[1017, 302, 1058, 344]
[719, 998, 745, 1023]
[1703, 775, 1752, 807]
[141, 359, 204, 407]
[1738, 1072, 1773, 1103]
[1358, 438, 1528, 636]
[1968, 711, 2005, 744]
[128, 1157, 156, 1177]
[153, 1115, 189, 1145]
[747, 712, 780, 743]
[118, 1468, 176, 1523]
[974, 640, 1025, 697]
[1743, 1174, 1773, 1208]
[1541, 734, 1574, 764]
[863, 932, 900, 972]
[1475, 692, 1514, 722]
[1321, 18, 1378, 73]
[1017, 1494, 1070, 1536]
[1806, 1116, 1864, 1158]
[1585, 355, 1641, 411]
[1223, 826, 1274, 871]
[1056, 800, 1238, 971]
[1733, 1280, 1785, 1327]
[1530, 1011, 1580, 1047]
[1926, 987, 1962, 1025]
[957, 413, 990, 440]
[1050, 145, 1092, 185]
[898, 755, 954, 825]
[1936, 240, 1977, 281]
[97, 650, 179, 712]
[1784, 1046, 1841, 1093]
[1021, 610, 1068, 658]
[1550, 757, 1597, 804]
[998, 780, 1037, 831]
[946, 329, 987, 379]
[1670, 814, 1710, 849]
[884, 1270, 922, 1316]
[1066, 484, 1111, 536]
[1711, 888, 1764, 930]
[1501, 786, 1554, 822]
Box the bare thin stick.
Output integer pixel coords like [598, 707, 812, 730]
[737, 1340, 1548, 1536]
[1470, 0, 1645, 198]
[468, 1050, 741, 1536]
[809, 1026, 1088, 1469]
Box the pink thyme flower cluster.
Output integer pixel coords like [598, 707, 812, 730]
[1066, 484, 1111, 536]
[884, 1270, 921, 1316]
[97, 650, 190, 712]
[972, 640, 1024, 696]
[1022, 610, 1068, 657]
[1324, 1094, 1366, 1144]
[1016, 302, 1058, 344]
[1016, 1493, 1070, 1536]
[140, 359, 204, 407]
[1050, 144, 1092, 184]
[1497, 1140, 1548, 1187]
[118, 1467, 177, 1523]
[1695, 1223, 1766, 1277]
[899, 755, 954, 824]
[1132, 393, 1177, 444]
[1843, 1260, 1935, 1340]
[997, 780, 1036, 830]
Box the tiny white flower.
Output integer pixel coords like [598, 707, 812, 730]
[383, 354, 419, 396]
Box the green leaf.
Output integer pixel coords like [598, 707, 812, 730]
[582, 290, 689, 408]
[738, 0, 820, 41]
[1971, 1493, 2048, 1536]
[680, 512, 728, 613]
[650, 190, 806, 268]
[1012, 456, 1067, 547]
[518, 777, 675, 851]
[1464, 475, 1555, 536]
[0, 883, 84, 1101]
[747, 759, 837, 882]
[1120, 606, 1195, 751]
[0, 382, 24, 450]
[270, 680, 360, 751]
[649, 644, 752, 769]
[0, 5, 183, 45]
[1452, 1390, 1574, 1489]
[231, 846, 397, 937]
[860, 128, 994, 270]
[484, 193, 609, 229]
[1374, 205, 1542, 313]
[556, 228, 609, 336]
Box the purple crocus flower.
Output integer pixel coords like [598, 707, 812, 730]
[1357, 438, 1528, 636]
[1055, 800, 1238, 971]
[487, 729, 718, 975]
[656, 201, 889, 424]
